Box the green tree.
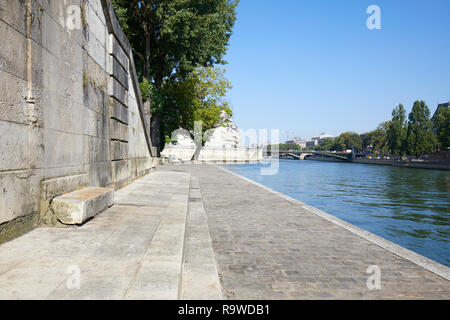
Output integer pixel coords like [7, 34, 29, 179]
[334, 132, 362, 151]
[432, 106, 450, 150]
[112, 0, 239, 152]
[316, 137, 335, 151]
[163, 67, 233, 160]
[405, 100, 437, 156]
[363, 122, 389, 153]
[386, 104, 407, 155]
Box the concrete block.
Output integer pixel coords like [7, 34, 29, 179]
[110, 140, 128, 161]
[108, 76, 128, 107]
[111, 160, 130, 186]
[51, 187, 114, 225]
[109, 98, 129, 125]
[110, 56, 128, 89]
[41, 11, 65, 61]
[41, 50, 84, 106]
[40, 173, 88, 201]
[88, 136, 110, 163]
[42, 128, 84, 168]
[0, 121, 31, 172]
[42, 94, 85, 134]
[88, 0, 107, 25]
[86, 33, 106, 70]
[0, 170, 40, 225]
[89, 161, 111, 187]
[0, 70, 28, 124]
[109, 35, 128, 70]
[85, 53, 109, 90]
[0, 0, 27, 36]
[109, 118, 128, 142]
[85, 1, 106, 48]
[0, 19, 27, 80]
[41, 10, 82, 71]
[37, 0, 82, 31]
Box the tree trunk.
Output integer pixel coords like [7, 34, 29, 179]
[191, 142, 203, 161]
[143, 34, 151, 80]
[150, 114, 161, 157]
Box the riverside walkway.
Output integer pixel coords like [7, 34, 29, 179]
[0, 171, 221, 299]
[161, 164, 449, 299]
[0, 164, 448, 299]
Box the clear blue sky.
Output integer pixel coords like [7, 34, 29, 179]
[224, 0, 450, 141]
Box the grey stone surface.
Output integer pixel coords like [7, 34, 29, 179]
[110, 55, 129, 89]
[109, 97, 129, 125]
[0, 170, 40, 225]
[109, 118, 129, 142]
[40, 174, 89, 201]
[0, 18, 28, 80]
[0, 0, 155, 238]
[51, 187, 114, 225]
[109, 35, 128, 70]
[108, 77, 128, 108]
[180, 177, 223, 300]
[160, 164, 450, 300]
[0, 171, 192, 299]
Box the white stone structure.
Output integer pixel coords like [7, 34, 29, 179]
[162, 111, 262, 161]
[205, 110, 240, 148]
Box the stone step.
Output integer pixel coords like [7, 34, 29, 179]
[51, 187, 115, 225]
[180, 177, 223, 300]
[123, 171, 191, 300]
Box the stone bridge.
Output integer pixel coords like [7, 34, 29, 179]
[279, 151, 353, 161]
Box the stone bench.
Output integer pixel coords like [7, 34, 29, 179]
[51, 188, 115, 225]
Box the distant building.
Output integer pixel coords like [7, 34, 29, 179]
[432, 102, 449, 121]
[306, 140, 318, 148]
[285, 136, 307, 149]
[306, 133, 334, 148]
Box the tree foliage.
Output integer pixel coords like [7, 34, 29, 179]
[157, 67, 233, 159]
[405, 100, 437, 156]
[386, 104, 407, 155]
[334, 132, 362, 151]
[432, 106, 450, 150]
[112, 0, 238, 86]
[316, 138, 335, 151]
[363, 121, 389, 153]
[112, 0, 239, 152]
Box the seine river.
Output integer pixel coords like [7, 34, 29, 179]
[222, 160, 450, 267]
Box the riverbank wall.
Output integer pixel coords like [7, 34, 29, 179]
[0, 0, 157, 243]
[161, 145, 263, 162]
[351, 158, 450, 170]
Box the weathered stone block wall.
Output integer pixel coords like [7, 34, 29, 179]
[161, 146, 263, 162]
[0, 0, 156, 242]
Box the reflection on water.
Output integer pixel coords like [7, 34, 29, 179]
[222, 160, 450, 266]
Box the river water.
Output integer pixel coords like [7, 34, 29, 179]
[221, 160, 450, 267]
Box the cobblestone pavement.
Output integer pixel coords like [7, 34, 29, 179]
[160, 164, 450, 300]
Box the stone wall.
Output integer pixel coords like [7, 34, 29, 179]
[162, 146, 263, 162]
[0, 0, 157, 242]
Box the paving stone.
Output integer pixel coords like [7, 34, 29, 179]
[0, 171, 192, 299]
[160, 164, 450, 300]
